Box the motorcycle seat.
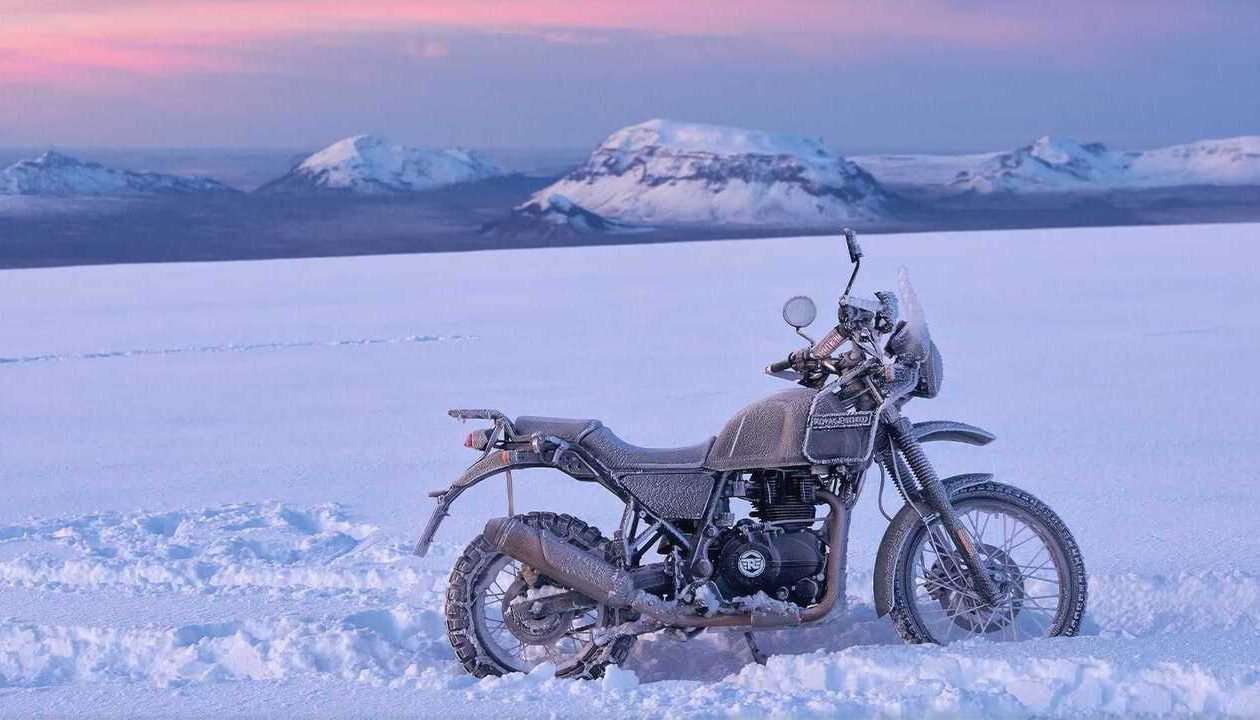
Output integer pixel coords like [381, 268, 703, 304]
[514, 416, 715, 471]
[513, 416, 603, 442]
[583, 427, 715, 470]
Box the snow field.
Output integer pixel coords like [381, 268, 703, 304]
[1, 500, 1259, 716]
[2, 223, 1259, 716]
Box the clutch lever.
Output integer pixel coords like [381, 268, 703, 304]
[767, 368, 804, 382]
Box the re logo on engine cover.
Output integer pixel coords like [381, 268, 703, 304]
[737, 550, 766, 578]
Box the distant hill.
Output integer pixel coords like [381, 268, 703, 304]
[1, 151, 237, 196]
[256, 135, 505, 194]
[854, 135, 1260, 193]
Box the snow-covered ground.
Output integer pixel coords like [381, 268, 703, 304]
[2, 223, 1259, 717]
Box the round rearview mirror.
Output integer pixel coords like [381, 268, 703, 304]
[781, 295, 817, 329]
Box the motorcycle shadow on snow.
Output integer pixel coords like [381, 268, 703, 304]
[624, 599, 901, 683]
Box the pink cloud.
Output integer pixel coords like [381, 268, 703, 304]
[0, 1, 1235, 84]
[406, 39, 449, 60]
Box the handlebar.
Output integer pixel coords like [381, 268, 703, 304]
[767, 325, 849, 376]
[810, 327, 846, 360]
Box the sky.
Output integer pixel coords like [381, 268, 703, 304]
[1, 1, 1257, 154]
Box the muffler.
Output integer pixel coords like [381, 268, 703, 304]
[482, 516, 643, 606]
[481, 489, 849, 629]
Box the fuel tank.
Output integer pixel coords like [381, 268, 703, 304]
[706, 388, 817, 471]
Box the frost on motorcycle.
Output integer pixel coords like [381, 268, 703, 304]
[415, 229, 1087, 679]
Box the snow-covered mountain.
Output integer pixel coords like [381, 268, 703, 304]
[512, 194, 643, 234]
[0, 151, 236, 196]
[1127, 135, 1260, 187]
[854, 135, 1260, 194]
[947, 137, 1127, 193]
[257, 135, 505, 194]
[516, 119, 901, 227]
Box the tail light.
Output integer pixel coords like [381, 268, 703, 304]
[464, 428, 491, 451]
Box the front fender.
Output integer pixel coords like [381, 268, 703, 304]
[412, 450, 546, 557]
[912, 420, 995, 446]
[871, 472, 994, 617]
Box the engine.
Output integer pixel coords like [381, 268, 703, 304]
[711, 469, 828, 606]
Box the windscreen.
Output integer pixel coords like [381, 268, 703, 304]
[895, 266, 932, 361]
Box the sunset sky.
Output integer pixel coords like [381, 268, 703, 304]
[1, 1, 1257, 151]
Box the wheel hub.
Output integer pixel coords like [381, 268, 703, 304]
[500, 577, 577, 645]
[926, 543, 1025, 633]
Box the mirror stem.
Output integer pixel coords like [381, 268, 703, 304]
[842, 256, 861, 297]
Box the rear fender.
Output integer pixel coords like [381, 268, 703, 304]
[871, 472, 994, 617]
[412, 449, 546, 557]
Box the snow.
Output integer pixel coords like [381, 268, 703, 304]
[1129, 136, 1260, 187]
[259, 135, 505, 194]
[854, 134, 1260, 193]
[849, 151, 1000, 187]
[599, 119, 837, 159]
[0, 151, 235, 197]
[511, 193, 649, 234]
[2, 223, 1260, 716]
[519, 119, 897, 226]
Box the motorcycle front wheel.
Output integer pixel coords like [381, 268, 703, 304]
[889, 481, 1087, 644]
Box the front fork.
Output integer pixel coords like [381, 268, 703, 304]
[883, 415, 1002, 605]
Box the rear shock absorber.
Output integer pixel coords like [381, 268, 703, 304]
[885, 417, 1001, 604]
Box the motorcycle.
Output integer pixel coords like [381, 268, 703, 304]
[415, 229, 1087, 679]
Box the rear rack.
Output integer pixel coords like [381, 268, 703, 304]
[448, 408, 507, 421]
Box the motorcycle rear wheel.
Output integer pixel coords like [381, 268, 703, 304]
[444, 511, 635, 679]
[889, 481, 1087, 645]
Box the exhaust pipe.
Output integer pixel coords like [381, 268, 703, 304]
[482, 490, 850, 629]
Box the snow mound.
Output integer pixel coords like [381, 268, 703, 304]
[0, 151, 236, 197]
[0, 502, 442, 596]
[517, 119, 902, 227]
[718, 636, 1260, 717]
[257, 135, 505, 194]
[0, 606, 451, 688]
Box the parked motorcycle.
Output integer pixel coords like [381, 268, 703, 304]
[415, 230, 1087, 679]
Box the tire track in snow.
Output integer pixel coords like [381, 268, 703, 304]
[0, 333, 472, 366]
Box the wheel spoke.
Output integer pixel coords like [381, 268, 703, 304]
[904, 494, 1073, 645]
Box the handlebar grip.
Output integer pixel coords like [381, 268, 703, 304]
[767, 357, 794, 373]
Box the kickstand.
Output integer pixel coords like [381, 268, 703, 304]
[743, 632, 767, 665]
